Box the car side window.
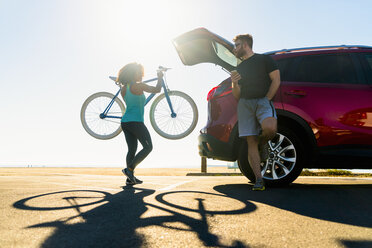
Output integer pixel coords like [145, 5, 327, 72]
[363, 54, 372, 75]
[359, 53, 372, 84]
[364, 54, 372, 68]
[293, 54, 358, 84]
[275, 58, 295, 81]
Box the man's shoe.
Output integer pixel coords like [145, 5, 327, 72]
[122, 168, 136, 183]
[252, 179, 265, 191]
[259, 142, 270, 162]
[134, 176, 143, 184]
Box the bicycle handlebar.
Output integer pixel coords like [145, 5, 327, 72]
[157, 66, 171, 72]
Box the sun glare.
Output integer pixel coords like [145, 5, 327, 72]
[94, 0, 199, 74]
[118, 1, 192, 44]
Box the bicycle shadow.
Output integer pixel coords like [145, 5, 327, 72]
[213, 182, 372, 228]
[13, 186, 254, 248]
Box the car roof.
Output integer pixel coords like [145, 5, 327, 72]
[265, 45, 372, 56]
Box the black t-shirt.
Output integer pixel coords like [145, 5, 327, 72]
[237, 53, 278, 99]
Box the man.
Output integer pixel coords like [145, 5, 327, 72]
[231, 34, 280, 191]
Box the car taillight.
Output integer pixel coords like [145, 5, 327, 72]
[207, 85, 233, 101]
[207, 86, 218, 101]
[219, 88, 232, 97]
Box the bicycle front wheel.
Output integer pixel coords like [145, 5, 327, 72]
[150, 91, 198, 140]
[80, 92, 125, 140]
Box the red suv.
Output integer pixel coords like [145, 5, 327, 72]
[173, 28, 372, 186]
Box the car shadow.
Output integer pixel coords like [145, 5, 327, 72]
[13, 186, 254, 248]
[339, 239, 372, 248]
[213, 182, 372, 228]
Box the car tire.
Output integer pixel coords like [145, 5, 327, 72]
[237, 125, 305, 187]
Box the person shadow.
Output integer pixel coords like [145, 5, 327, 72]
[21, 186, 155, 247]
[13, 185, 255, 248]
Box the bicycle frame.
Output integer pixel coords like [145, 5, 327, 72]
[102, 76, 176, 119]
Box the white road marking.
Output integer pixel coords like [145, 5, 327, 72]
[158, 179, 197, 191]
[48, 178, 196, 192]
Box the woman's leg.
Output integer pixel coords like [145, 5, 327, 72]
[121, 123, 138, 169]
[121, 122, 153, 171]
[129, 122, 152, 170]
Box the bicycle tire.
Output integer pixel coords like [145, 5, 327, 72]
[80, 92, 125, 140]
[149, 91, 198, 140]
[13, 190, 111, 211]
[156, 191, 253, 215]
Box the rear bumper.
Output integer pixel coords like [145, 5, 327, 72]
[198, 133, 237, 161]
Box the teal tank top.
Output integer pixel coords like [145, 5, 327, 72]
[121, 83, 146, 123]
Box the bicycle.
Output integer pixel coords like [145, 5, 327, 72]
[80, 66, 198, 140]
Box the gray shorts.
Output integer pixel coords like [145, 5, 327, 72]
[238, 97, 277, 137]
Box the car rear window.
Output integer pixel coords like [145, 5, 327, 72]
[293, 54, 358, 84]
[212, 41, 241, 68]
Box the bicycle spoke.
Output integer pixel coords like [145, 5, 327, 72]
[150, 91, 198, 139]
[81, 92, 125, 139]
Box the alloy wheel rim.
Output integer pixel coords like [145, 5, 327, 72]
[261, 133, 296, 180]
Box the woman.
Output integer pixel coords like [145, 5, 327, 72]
[117, 62, 163, 185]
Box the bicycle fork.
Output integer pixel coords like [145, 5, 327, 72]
[162, 82, 177, 118]
[144, 79, 177, 118]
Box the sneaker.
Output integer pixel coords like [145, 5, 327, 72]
[252, 179, 265, 191]
[134, 176, 143, 184]
[122, 168, 136, 183]
[259, 142, 270, 162]
[126, 178, 135, 185]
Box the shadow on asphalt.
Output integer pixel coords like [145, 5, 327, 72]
[13, 186, 255, 248]
[214, 183, 372, 228]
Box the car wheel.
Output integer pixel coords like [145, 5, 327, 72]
[237, 125, 305, 186]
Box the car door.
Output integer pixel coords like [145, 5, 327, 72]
[280, 51, 372, 151]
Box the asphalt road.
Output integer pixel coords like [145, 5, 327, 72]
[1, 170, 372, 248]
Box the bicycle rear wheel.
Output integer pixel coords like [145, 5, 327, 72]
[150, 91, 198, 140]
[80, 92, 125, 140]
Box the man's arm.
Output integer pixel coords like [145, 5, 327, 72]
[231, 70, 241, 100]
[266, 69, 280, 100]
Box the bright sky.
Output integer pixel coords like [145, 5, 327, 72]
[1, 0, 371, 168]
